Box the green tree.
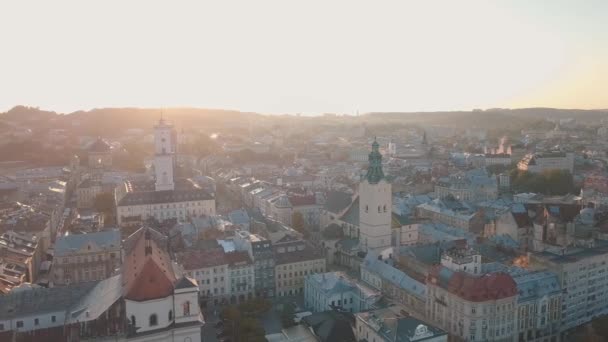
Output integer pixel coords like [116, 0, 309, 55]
[94, 192, 115, 215]
[291, 211, 309, 237]
[280, 303, 296, 328]
[220, 304, 268, 342]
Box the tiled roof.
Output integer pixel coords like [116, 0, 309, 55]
[225, 251, 252, 266]
[428, 266, 517, 302]
[289, 195, 316, 206]
[274, 243, 324, 265]
[123, 227, 176, 301]
[177, 249, 227, 270]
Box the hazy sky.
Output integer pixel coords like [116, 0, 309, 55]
[1, 0, 607, 114]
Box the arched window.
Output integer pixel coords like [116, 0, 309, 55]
[183, 301, 191, 316]
[383, 205, 387, 213]
[149, 314, 158, 326]
[168, 310, 173, 321]
[378, 206, 381, 213]
[365, 205, 368, 213]
[130, 315, 136, 327]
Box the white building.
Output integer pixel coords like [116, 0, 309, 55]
[359, 139, 392, 252]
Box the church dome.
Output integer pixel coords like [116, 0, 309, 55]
[88, 138, 112, 153]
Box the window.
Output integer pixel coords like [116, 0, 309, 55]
[183, 301, 191, 316]
[51, 316, 56, 323]
[16, 321, 23, 328]
[131, 316, 136, 326]
[169, 310, 173, 321]
[149, 314, 158, 326]
[34, 318, 39, 325]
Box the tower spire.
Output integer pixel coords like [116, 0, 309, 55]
[366, 138, 384, 184]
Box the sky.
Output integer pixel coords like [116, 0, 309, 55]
[1, 0, 607, 115]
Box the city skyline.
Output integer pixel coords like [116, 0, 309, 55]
[2, 0, 607, 115]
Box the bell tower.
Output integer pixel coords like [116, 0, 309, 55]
[359, 138, 392, 252]
[154, 116, 175, 191]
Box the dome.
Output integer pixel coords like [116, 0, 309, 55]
[88, 138, 112, 153]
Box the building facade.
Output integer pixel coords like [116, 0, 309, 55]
[234, 230, 275, 297]
[52, 229, 122, 286]
[274, 239, 326, 297]
[518, 152, 574, 174]
[426, 266, 518, 342]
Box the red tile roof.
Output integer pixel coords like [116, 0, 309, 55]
[177, 249, 227, 270]
[428, 266, 517, 302]
[288, 195, 316, 206]
[225, 251, 253, 266]
[123, 227, 176, 301]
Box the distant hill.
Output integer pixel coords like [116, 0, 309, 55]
[2, 105, 607, 137]
[368, 108, 608, 128]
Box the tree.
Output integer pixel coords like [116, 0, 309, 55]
[220, 303, 268, 342]
[94, 192, 115, 215]
[510, 169, 576, 195]
[291, 211, 308, 237]
[280, 303, 296, 328]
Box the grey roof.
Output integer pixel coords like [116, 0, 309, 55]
[66, 275, 122, 323]
[274, 243, 324, 265]
[336, 238, 360, 252]
[362, 250, 426, 299]
[117, 188, 213, 206]
[228, 209, 250, 225]
[77, 178, 102, 189]
[0, 275, 121, 321]
[324, 191, 353, 214]
[302, 310, 355, 342]
[174, 276, 198, 290]
[340, 197, 360, 226]
[394, 316, 447, 342]
[55, 230, 121, 257]
[511, 270, 561, 303]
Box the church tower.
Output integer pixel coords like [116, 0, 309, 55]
[359, 138, 392, 252]
[154, 117, 175, 191]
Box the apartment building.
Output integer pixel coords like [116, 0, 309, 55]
[52, 229, 122, 286]
[274, 239, 325, 297]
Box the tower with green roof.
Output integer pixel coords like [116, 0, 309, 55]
[358, 138, 392, 252]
